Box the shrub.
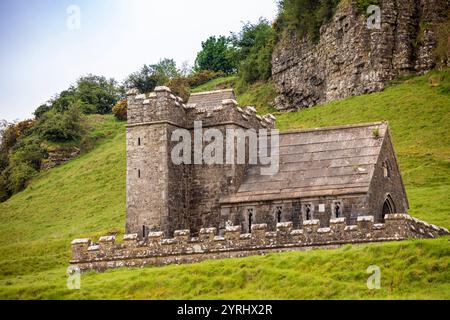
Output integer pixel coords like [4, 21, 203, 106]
[0, 172, 10, 202]
[112, 100, 128, 121]
[186, 70, 225, 88]
[8, 162, 37, 193]
[9, 138, 45, 170]
[36, 106, 85, 142]
[433, 13, 450, 69]
[275, 0, 340, 42]
[0, 120, 35, 154]
[166, 78, 190, 102]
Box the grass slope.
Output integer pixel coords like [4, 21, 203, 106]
[0, 72, 449, 299]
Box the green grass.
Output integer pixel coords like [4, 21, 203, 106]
[0, 71, 449, 299]
[276, 70, 450, 228]
[190, 75, 237, 93]
[0, 238, 448, 300]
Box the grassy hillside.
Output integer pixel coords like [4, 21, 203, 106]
[0, 71, 449, 299]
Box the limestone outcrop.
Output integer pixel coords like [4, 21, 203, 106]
[272, 0, 449, 111]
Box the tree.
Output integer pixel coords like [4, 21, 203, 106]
[194, 36, 236, 74]
[75, 75, 120, 114]
[230, 19, 277, 84]
[124, 59, 181, 93]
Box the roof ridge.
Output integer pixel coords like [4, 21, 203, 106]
[279, 122, 388, 135]
[189, 89, 235, 96]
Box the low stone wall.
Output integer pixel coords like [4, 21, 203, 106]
[70, 214, 449, 272]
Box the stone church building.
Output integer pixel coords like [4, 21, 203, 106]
[125, 87, 409, 238]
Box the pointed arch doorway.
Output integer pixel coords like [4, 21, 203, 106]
[382, 195, 396, 222]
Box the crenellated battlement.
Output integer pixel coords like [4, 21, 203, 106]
[70, 214, 449, 272]
[126, 86, 276, 130]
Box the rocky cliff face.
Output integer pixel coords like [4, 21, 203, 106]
[272, 0, 449, 111]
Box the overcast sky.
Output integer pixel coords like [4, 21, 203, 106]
[0, 0, 278, 122]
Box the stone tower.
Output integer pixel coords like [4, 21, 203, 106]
[125, 87, 276, 238]
[125, 87, 189, 238]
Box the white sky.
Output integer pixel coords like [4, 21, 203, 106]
[0, 0, 278, 121]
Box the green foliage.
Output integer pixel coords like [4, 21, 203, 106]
[185, 70, 226, 87]
[372, 128, 380, 139]
[166, 77, 190, 102]
[9, 138, 45, 170]
[230, 19, 277, 86]
[275, 0, 340, 42]
[8, 162, 37, 193]
[166, 70, 226, 102]
[124, 59, 180, 94]
[194, 36, 236, 74]
[355, 0, 380, 14]
[36, 106, 85, 142]
[75, 75, 120, 114]
[112, 100, 128, 121]
[48, 75, 120, 115]
[33, 104, 51, 119]
[433, 13, 450, 69]
[0, 67, 449, 299]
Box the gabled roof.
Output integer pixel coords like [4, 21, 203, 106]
[187, 89, 236, 110]
[221, 122, 389, 204]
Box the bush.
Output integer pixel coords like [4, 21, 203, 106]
[275, 0, 340, 42]
[112, 100, 128, 121]
[9, 138, 45, 170]
[166, 71, 226, 101]
[36, 106, 85, 142]
[186, 70, 225, 87]
[0, 120, 35, 154]
[433, 14, 450, 69]
[0, 172, 10, 202]
[8, 162, 37, 193]
[166, 78, 190, 102]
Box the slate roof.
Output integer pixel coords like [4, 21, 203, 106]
[221, 122, 389, 204]
[187, 89, 236, 110]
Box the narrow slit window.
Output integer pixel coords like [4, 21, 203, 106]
[334, 202, 342, 218]
[138, 169, 141, 178]
[138, 138, 141, 146]
[276, 206, 283, 223]
[247, 208, 254, 233]
[304, 204, 313, 221]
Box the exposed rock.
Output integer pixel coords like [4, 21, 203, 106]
[41, 146, 80, 170]
[272, 0, 450, 111]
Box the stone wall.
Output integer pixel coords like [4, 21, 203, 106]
[222, 194, 370, 232]
[70, 214, 449, 272]
[125, 87, 276, 237]
[272, 0, 450, 111]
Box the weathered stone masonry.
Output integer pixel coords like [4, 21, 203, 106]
[71, 214, 449, 272]
[71, 86, 449, 272]
[272, 0, 450, 111]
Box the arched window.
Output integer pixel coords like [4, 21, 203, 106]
[382, 195, 396, 222]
